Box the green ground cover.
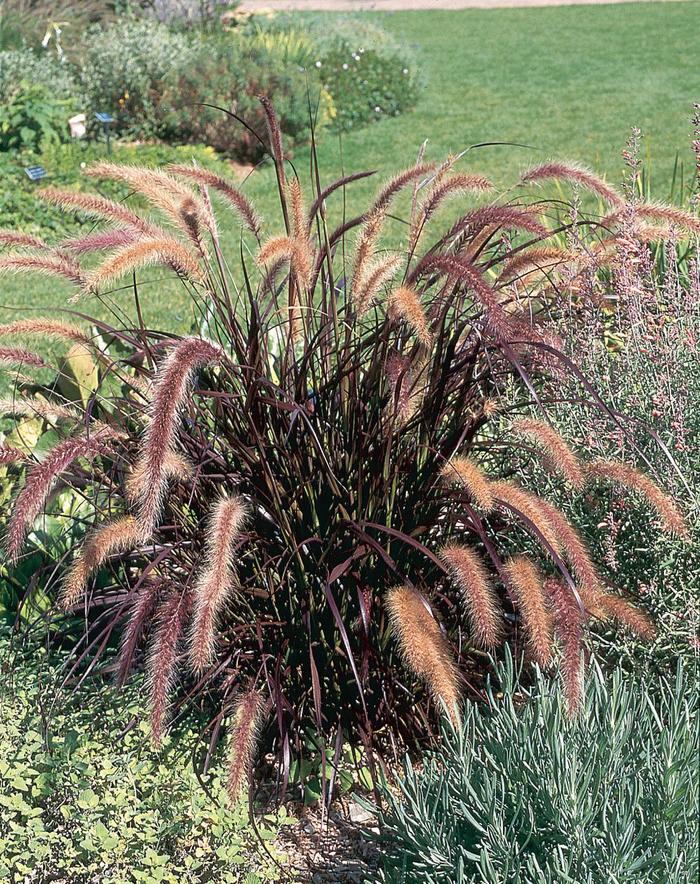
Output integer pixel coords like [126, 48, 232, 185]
[0, 1, 697, 332]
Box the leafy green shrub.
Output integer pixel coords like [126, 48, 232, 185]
[0, 626, 292, 882]
[0, 114, 695, 800]
[157, 32, 321, 161]
[0, 48, 78, 100]
[0, 82, 75, 152]
[372, 655, 699, 883]
[248, 14, 419, 131]
[78, 17, 198, 141]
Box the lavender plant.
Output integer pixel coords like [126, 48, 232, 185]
[0, 101, 695, 801]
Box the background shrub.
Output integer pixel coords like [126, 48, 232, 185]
[249, 13, 419, 131]
[0, 48, 78, 102]
[78, 17, 198, 142]
[371, 655, 698, 883]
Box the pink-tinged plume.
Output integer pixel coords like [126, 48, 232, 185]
[147, 589, 190, 746]
[441, 543, 502, 649]
[133, 337, 222, 534]
[189, 495, 247, 673]
[546, 578, 585, 715]
[5, 429, 115, 562]
[0, 319, 91, 346]
[0, 346, 46, 368]
[521, 162, 623, 208]
[226, 688, 265, 804]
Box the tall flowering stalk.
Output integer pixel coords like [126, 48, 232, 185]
[0, 100, 694, 799]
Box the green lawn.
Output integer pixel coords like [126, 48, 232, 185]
[0, 1, 698, 332]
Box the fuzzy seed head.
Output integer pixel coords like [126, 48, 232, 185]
[386, 585, 461, 726]
[189, 495, 247, 673]
[504, 556, 554, 667]
[441, 544, 502, 649]
[441, 457, 495, 512]
[512, 418, 584, 488]
[226, 688, 265, 804]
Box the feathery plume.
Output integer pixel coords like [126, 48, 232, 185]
[0, 318, 91, 346]
[116, 580, 161, 687]
[167, 164, 261, 238]
[86, 237, 204, 295]
[385, 585, 461, 726]
[289, 178, 306, 239]
[147, 589, 190, 746]
[586, 459, 688, 539]
[593, 592, 656, 640]
[535, 498, 605, 612]
[0, 346, 46, 368]
[421, 173, 493, 220]
[498, 247, 575, 282]
[5, 429, 115, 561]
[352, 207, 387, 301]
[0, 230, 48, 249]
[60, 516, 141, 609]
[38, 187, 158, 235]
[448, 205, 549, 241]
[0, 253, 86, 288]
[133, 337, 221, 533]
[0, 396, 80, 422]
[441, 544, 501, 649]
[547, 578, 585, 715]
[441, 457, 495, 512]
[354, 255, 402, 318]
[226, 689, 264, 804]
[387, 285, 433, 347]
[504, 556, 554, 666]
[63, 227, 140, 255]
[260, 95, 286, 193]
[511, 418, 584, 488]
[125, 449, 193, 506]
[257, 235, 312, 293]
[603, 203, 700, 237]
[521, 162, 623, 207]
[490, 480, 562, 555]
[370, 163, 434, 215]
[0, 444, 26, 465]
[189, 495, 247, 673]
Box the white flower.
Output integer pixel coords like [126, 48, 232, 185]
[374, 106, 381, 113]
[342, 63, 349, 70]
[315, 60, 322, 69]
[403, 68, 409, 75]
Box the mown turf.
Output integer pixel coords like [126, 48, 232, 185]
[0, 1, 697, 332]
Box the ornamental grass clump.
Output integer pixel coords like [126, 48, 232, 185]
[0, 100, 694, 800]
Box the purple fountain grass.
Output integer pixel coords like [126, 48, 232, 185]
[586, 459, 689, 539]
[167, 164, 261, 239]
[0, 230, 49, 249]
[511, 418, 585, 488]
[0, 346, 46, 368]
[441, 543, 502, 649]
[0, 444, 27, 465]
[521, 161, 623, 208]
[547, 577, 585, 715]
[505, 556, 554, 667]
[386, 585, 461, 727]
[1, 105, 690, 793]
[0, 253, 86, 288]
[60, 516, 141, 610]
[5, 428, 116, 562]
[147, 588, 191, 746]
[189, 495, 247, 673]
[0, 318, 91, 346]
[132, 337, 222, 534]
[226, 688, 264, 804]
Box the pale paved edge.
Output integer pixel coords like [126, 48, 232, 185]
[239, 0, 688, 11]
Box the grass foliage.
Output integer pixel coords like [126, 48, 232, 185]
[372, 654, 699, 884]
